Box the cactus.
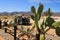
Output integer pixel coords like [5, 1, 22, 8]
[52, 22, 60, 36]
[46, 8, 51, 17]
[44, 8, 53, 16]
[31, 3, 44, 40]
[45, 16, 55, 27]
[31, 4, 55, 40]
[31, 3, 43, 31]
[40, 34, 44, 40]
[56, 27, 60, 36]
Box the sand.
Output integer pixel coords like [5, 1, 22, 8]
[0, 15, 60, 40]
[0, 36, 4, 40]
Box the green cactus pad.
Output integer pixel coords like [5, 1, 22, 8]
[46, 17, 55, 27]
[52, 22, 60, 28]
[31, 15, 35, 20]
[37, 4, 43, 15]
[31, 6, 36, 14]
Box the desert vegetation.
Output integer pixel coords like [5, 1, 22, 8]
[0, 3, 60, 40]
[30, 3, 60, 40]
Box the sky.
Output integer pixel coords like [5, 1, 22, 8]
[0, 0, 60, 12]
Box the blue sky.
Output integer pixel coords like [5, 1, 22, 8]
[0, 0, 60, 12]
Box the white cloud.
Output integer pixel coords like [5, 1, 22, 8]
[27, 0, 60, 3]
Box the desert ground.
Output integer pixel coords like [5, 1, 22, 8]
[0, 15, 60, 40]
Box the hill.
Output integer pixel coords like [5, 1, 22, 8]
[0, 12, 60, 16]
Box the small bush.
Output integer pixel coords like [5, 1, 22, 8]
[22, 18, 30, 25]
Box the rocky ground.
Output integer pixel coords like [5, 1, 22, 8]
[45, 33, 60, 40]
[0, 16, 60, 40]
[0, 27, 60, 40]
[0, 29, 14, 40]
[0, 35, 4, 40]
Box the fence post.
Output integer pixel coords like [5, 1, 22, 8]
[14, 16, 18, 40]
[0, 20, 2, 29]
[5, 27, 7, 33]
[14, 25, 17, 40]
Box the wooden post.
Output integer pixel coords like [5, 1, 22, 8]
[5, 27, 7, 33]
[0, 20, 2, 29]
[14, 16, 18, 40]
[14, 25, 17, 40]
